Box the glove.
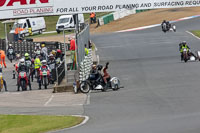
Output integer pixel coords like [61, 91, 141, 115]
[106, 62, 109, 66]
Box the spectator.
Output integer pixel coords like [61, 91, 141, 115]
[0, 50, 6, 68]
[90, 12, 96, 24]
[85, 44, 89, 56]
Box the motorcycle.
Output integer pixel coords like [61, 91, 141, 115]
[169, 24, 176, 32]
[182, 48, 196, 62]
[8, 49, 14, 63]
[162, 23, 168, 33]
[17, 71, 29, 91]
[80, 72, 121, 93]
[39, 68, 50, 89]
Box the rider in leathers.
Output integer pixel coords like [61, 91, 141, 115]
[17, 58, 31, 91]
[180, 41, 196, 61]
[7, 44, 15, 59]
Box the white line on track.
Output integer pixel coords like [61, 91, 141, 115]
[47, 115, 89, 133]
[44, 95, 54, 106]
[186, 31, 200, 40]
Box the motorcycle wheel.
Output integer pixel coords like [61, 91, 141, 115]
[44, 77, 47, 89]
[113, 84, 119, 91]
[80, 81, 90, 93]
[21, 80, 27, 91]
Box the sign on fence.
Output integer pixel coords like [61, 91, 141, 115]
[1, 0, 200, 19]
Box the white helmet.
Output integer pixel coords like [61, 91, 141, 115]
[36, 43, 40, 47]
[41, 60, 47, 65]
[20, 58, 25, 65]
[9, 44, 12, 47]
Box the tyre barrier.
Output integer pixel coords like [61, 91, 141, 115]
[79, 49, 93, 82]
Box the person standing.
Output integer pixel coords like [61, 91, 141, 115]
[0, 50, 6, 68]
[69, 37, 76, 70]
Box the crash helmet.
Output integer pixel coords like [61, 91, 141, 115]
[41, 44, 45, 48]
[163, 20, 166, 22]
[36, 43, 40, 47]
[57, 49, 61, 54]
[92, 64, 96, 70]
[49, 54, 54, 60]
[24, 53, 29, 59]
[20, 58, 25, 66]
[51, 50, 56, 56]
[97, 64, 103, 71]
[41, 60, 47, 66]
[9, 44, 12, 47]
[182, 41, 186, 46]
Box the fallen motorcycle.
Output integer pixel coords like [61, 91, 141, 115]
[79, 73, 121, 93]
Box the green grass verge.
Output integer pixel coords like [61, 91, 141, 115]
[191, 30, 200, 38]
[0, 115, 84, 133]
[0, 12, 110, 39]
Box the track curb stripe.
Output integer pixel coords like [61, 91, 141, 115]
[117, 14, 200, 33]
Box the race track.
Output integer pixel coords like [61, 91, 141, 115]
[55, 17, 200, 133]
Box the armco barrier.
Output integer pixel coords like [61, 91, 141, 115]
[103, 14, 114, 25]
[98, 9, 136, 26]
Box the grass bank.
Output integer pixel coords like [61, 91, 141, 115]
[191, 30, 200, 38]
[0, 115, 84, 133]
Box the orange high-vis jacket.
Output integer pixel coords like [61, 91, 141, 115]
[15, 27, 24, 34]
[90, 13, 95, 18]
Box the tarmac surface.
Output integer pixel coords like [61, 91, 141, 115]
[2, 16, 200, 133]
[54, 17, 200, 133]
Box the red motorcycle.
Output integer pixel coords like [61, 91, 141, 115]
[39, 68, 50, 89]
[18, 71, 29, 91]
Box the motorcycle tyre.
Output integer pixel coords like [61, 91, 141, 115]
[113, 84, 119, 91]
[44, 77, 47, 89]
[80, 81, 90, 93]
[21, 80, 27, 91]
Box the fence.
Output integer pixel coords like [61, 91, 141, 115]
[56, 61, 65, 85]
[0, 39, 7, 52]
[0, 39, 67, 56]
[77, 24, 90, 66]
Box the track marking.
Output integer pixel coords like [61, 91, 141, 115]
[44, 95, 54, 106]
[186, 31, 200, 40]
[86, 93, 90, 105]
[47, 115, 89, 133]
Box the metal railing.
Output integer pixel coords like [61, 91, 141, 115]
[56, 61, 65, 85]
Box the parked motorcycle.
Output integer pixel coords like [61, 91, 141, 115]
[80, 72, 121, 93]
[17, 71, 29, 91]
[8, 49, 14, 63]
[39, 68, 50, 89]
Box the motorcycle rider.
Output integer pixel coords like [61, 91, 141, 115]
[180, 41, 196, 60]
[103, 62, 111, 88]
[41, 43, 48, 61]
[48, 54, 56, 83]
[17, 58, 31, 91]
[38, 60, 50, 89]
[55, 49, 63, 65]
[7, 44, 15, 58]
[34, 43, 41, 59]
[161, 20, 170, 31]
[0, 64, 7, 92]
[34, 55, 41, 81]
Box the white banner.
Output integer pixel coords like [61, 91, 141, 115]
[1, 0, 200, 19]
